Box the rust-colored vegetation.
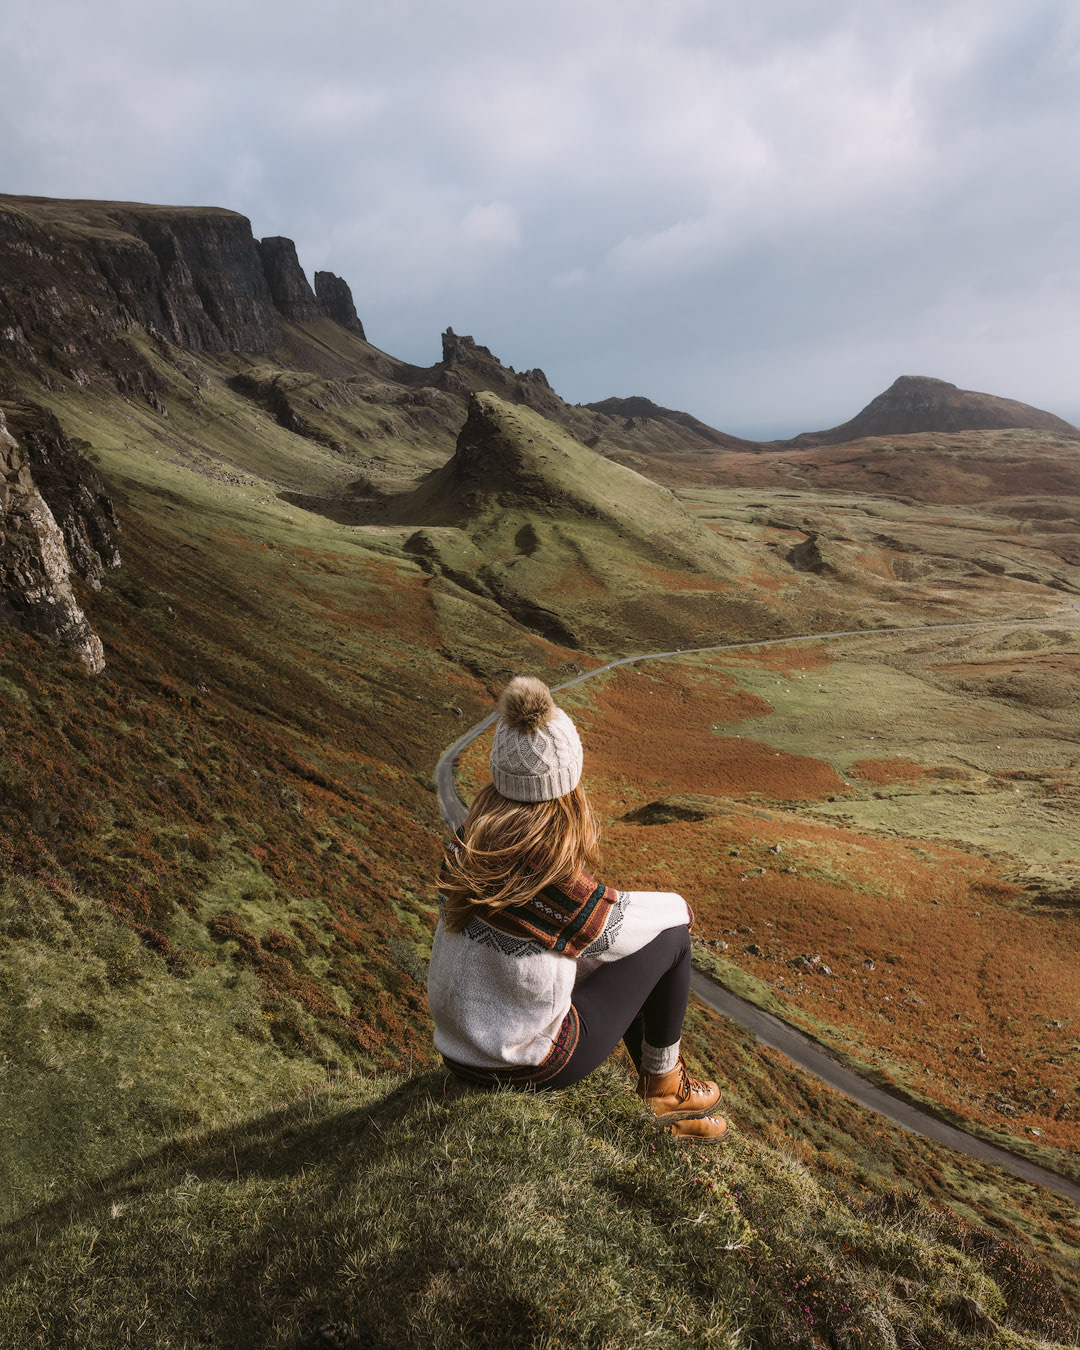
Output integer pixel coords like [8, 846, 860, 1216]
[668, 429, 1080, 504]
[573, 664, 848, 804]
[601, 806, 1080, 1151]
[456, 663, 850, 806]
[849, 757, 930, 784]
[720, 641, 831, 672]
[462, 658, 1080, 1157]
[0, 514, 446, 1074]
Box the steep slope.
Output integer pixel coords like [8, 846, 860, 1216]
[785, 375, 1079, 447]
[379, 392, 781, 649]
[0, 371, 610, 1213]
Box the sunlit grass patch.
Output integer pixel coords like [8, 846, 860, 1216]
[2, 1063, 1074, 1350]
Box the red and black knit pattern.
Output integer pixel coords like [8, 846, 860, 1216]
[482, 869, 618, 957]
[442, 837, 619, 958]
[442, 1006, 581, 1086]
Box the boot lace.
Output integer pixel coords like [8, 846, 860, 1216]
[677, 1061, 715, 1104]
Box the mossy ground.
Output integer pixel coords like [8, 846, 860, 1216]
[2, 1062, 1076, 1350]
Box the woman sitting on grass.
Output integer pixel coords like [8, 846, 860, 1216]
[427, 675, 727, 1142]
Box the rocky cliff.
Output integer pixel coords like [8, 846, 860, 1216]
[786, 375, 1080, 447]
[315, 271, 366, 337]
[0, 197, 377, 664]
[3, 403, 120, 589]
[257, 236, 324, 323]
[0, 403, 117, 672]
[0, 196, 368, 392]
[421, 327, 566, 422]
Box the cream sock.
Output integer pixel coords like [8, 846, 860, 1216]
[640, 1038, 680, 1076]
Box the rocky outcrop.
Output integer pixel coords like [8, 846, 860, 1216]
[315, 271, 365, 338]
[2, 403, 120, 589]
[424, 328, 566, 421]
[0, 405, 110, 672]
[257, 237, 323, 323]
[785, 532, 833, 575]
[0, 198, 283, 370]
[440, 327, 499, 372]
[786, 376, 1080, 448]
[623, 795, 730, 825]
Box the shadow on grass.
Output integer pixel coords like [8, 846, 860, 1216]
[2, 1070, 460, 1247]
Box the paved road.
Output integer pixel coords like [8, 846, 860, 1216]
[434, 612, 1080, 1206]
[688, 971, 1080, 1204]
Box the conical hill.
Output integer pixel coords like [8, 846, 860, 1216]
[380, 393, 765, 650]
[784, 376, 1079, 448]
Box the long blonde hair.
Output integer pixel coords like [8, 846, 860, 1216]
[440, 782, 601, 933]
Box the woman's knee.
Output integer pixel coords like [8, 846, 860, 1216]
[656, 921, 691, 963]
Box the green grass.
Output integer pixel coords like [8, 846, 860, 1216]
[0, 365, 598, 1233]
[3, 1062, 1075, 1350]
[4, 308, 1080, 1344]
[0, 875, 323, 1219]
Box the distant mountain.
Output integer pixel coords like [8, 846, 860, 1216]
[582, 395, 757, 450]
[783, 376, 1080, 448]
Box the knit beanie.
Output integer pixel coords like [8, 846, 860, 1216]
[490, 676, 583, 802]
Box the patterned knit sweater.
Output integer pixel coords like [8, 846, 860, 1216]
[427, 855, 691, 1083]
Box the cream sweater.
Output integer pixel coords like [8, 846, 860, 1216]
[427, 889, 690, 1070]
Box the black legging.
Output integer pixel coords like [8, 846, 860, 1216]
[540, 924, 691, 1089]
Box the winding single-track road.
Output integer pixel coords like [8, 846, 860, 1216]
[434, 614, 1080, 1207]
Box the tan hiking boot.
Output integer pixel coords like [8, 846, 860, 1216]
[666, 1114, 728, 1143]
[638, 1057, 722, 1122]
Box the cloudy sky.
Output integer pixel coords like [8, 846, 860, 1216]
[6, 0, 1080, 436]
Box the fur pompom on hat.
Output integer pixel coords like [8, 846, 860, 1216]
[490, 676, 583, 802]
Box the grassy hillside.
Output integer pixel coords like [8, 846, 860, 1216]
[0, 369, 602, 1215]
[372, 391, 779, 650]
[3, 207, 1080, 1343]
[2, 1063, 1076, 1350]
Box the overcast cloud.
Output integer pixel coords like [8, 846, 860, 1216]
[5, 0, 1080, 435]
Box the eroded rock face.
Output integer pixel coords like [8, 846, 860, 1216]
[3, 403, 120, 589]
[0, 198, 372, 404]
[433, 328, 566, 421]
[0, 405, 114, 672]
[314, 271, 365, 337]
[0, 199, 283, 376]
[258, 237, 323, 323]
